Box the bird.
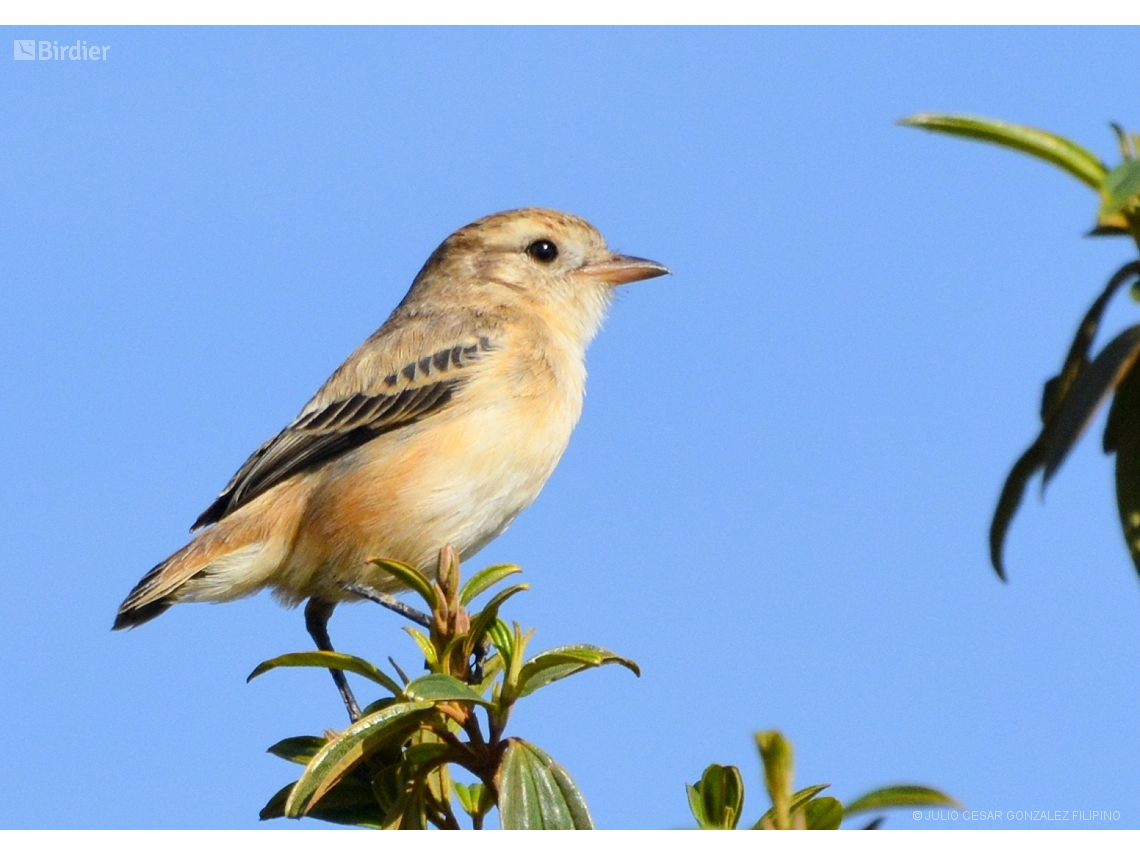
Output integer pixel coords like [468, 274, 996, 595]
[114, 207, 669, 720]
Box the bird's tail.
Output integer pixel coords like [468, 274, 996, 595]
[113, 515, 285, 630]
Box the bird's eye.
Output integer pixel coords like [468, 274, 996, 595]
[526, 239, 559, 264]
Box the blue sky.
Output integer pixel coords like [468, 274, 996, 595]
[3, 26, 1140, 830]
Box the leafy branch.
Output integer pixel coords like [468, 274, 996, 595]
[901, 114, 1140, 580]
[251, 546, 639, 829]
[687, 730, 960, 830]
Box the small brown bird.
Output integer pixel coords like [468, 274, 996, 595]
[114, 207, 668, 718]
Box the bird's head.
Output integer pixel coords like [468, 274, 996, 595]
[408, 208, 669, 345]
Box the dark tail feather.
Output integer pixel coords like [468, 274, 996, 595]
[113, 557, 180, 630]
[112, 596, 175, 630]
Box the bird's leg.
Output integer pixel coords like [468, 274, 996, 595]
[470, 638, 490, 685]
[304, 597, 362, 723]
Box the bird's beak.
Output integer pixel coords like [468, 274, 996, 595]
[580, 254, 671, 286]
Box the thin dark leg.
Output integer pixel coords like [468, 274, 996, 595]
[304, 597, 362, 723]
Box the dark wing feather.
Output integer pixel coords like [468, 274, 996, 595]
[192, 339, 492, 530]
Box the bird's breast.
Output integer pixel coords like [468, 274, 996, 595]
[282, 343, 585, 599]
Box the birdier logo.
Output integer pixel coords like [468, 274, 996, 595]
[13, 39, 110, 61]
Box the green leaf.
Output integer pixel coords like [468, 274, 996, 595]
[365, 557, 438, 610]
[1107, 363, 1140, 578]
[497, 738, 594, 829]
[1046, 261, 1140, 428]
[687, 764, 744, 829]
[454, 781, 479, 816]
[262, 774, 389, 827]
[755, 731, 795, 829]
[403, 673, 490, 705]
[804, 796, 844, 830]
[899, 113, 1107, 190]
[989, 439, 1046, 580]
[246, 651, 404, 696]
[991, 262, 1140, 579]
[685, 784, 707, 827]
[403, 627, 438, 670]
[284, 701, 432, 817]
[401, 741, 452, 767]
[487, 618, 514, 663]
[459, 563, 523, 606]
[267, 735, 327, 766]
[514, 644, 641, 698]
[359, 696, 401, 718]
[1101, 160, 1140, 216]
[466, 584, 529, 654]
[259, 782, 292, 821]
[1041, 325, 1140, 485]
[755, 783, 831, 829]
[845, 784, 963, 816]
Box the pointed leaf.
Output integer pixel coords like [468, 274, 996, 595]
[403, 673, 489, 706]
[402, 627, 438, 670]
[755, 783, 831, 829]
[989, 438, 1045, 580]
[993, 262, 1140, 578]
[686, 783, 708, 827]
[804, 796, 844, 830]
[1101, 160, 1140, 216]
[454, 782, 478, 816]
[1108, 363, 1140, 578]
[460, 563, 523, 606]
[899, 113, 1106, 190]
[267, 735, 327, 766]
[247, 651, 402, 696]
[515, 644, 641, 698]
[497, 738, 593, 829]
[845, 784, 963, 816]
[487, 618, 514, 664]
[284, 701, 432, 817]
[1042, 325, 1140, 484]
[466, 584, 529, 653]
[1048, 262, 1140, 425]
[365, 557, 438, 610]
[293, 775, 389, 828]
[259, 783, 292, 821]
[262, 774, 390, 827]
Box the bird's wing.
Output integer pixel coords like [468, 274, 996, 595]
[191, 334, 497, 530]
